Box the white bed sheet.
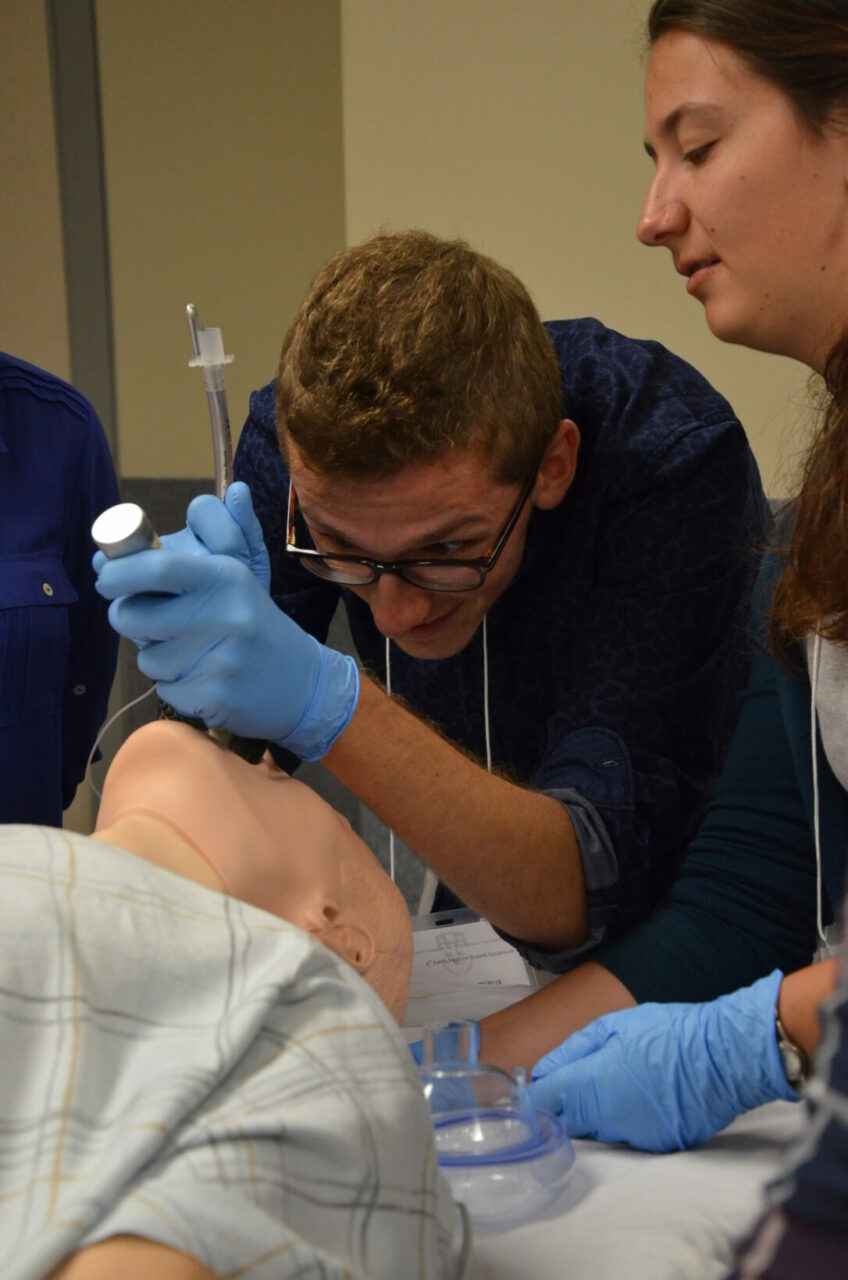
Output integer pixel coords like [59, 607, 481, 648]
[468, 1100, 802, 1279]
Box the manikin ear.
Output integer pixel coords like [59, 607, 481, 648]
[310, 902, 376, 975]
[533, 419, 580, 510]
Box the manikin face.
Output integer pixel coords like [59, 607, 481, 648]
[286, 428, 578, 661]
[638, 32, 848, 372]
[95, 721, 412, 1022]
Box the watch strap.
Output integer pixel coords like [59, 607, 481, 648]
[775, 1012, 808, 1089]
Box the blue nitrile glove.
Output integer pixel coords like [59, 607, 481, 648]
[528, 970, 798, 1152]
[170, 483, 271, 590]
[94, 547, 359, 761]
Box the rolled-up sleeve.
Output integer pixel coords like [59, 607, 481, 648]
[518, 420, 769, 963]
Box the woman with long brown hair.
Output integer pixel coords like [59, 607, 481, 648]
[528, 4, 848, 1271]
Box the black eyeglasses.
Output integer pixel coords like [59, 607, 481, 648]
[285, 469, 537, 593]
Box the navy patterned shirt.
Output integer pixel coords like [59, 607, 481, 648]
[234, 318, 770, 960]
[0, 353, 119, 825]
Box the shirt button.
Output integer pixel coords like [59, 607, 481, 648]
[42, 582, 54, 597]
[72, 684, 87, 696]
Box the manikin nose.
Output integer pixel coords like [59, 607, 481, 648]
[637, 181, 688, 246]
[365, 572, 435, 638]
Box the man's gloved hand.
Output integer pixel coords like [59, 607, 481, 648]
[94, 511, 358, 761]
[93, 482, 272, 591]
[528, 969, 798, 1152]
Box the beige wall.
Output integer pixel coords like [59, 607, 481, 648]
[95, 0, 345, 477]
[0, 0, 71, 378]
[340, 0, 814, 494]
[4, 1, 813, 492]
[0, 1, 92, 832]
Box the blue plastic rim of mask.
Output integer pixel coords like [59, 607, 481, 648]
[433, 1105, 570, 1167]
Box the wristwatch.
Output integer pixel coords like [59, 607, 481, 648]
[775, 1013, 808, 1089]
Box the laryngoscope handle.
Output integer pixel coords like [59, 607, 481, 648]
[91, 502, 268, 765]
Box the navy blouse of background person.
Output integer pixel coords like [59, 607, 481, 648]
[0, 354, 119, 827]
[234, 318, 771, 964]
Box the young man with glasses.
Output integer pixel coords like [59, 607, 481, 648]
[96, 230, 768, 969]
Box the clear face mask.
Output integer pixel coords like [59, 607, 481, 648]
[419, 1020, 576, 1234]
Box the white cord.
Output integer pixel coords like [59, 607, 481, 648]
[810, 632, 828, 946]
[415, 615, 492, 914]
[482, 613, 492, 771]
[385, 634, 396, 884]
[84, 684, 158, 800]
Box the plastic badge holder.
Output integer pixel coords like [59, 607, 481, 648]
[420, 1020, 575, 1234]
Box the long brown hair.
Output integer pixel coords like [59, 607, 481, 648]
[647, 0, 848, 658]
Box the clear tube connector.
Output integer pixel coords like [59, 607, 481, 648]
[188, 324, 233, 391]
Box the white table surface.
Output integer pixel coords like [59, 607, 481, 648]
[465, 1101, 802, 1280]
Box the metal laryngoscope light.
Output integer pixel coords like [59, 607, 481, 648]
[91, 307, 268, 765]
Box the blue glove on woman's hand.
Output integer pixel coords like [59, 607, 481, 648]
[94, 489, 358, 760]
[528, 970, 798, 1152]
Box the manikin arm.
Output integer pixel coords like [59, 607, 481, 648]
[50, 1237, 217, 1280]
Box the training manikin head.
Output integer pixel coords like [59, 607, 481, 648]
[95, 720, 412, 1022]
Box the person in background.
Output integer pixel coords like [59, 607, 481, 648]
[93, 230, 768, 973]
[0, 352, 119, 825]
[528, 4, 848, 1274]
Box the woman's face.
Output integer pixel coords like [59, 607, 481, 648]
[638, 31, 848, 372]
